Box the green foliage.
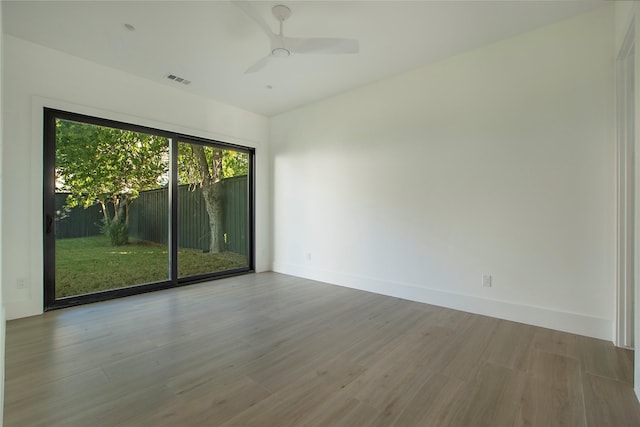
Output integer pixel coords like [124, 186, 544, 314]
[55, 119, 170, 219]
[55, 119, 247, 251]
[222, 150, 249, 178]
[177, 143, 248, 185]
[100, 218, 129, 246]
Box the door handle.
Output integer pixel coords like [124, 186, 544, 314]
[46, 214, 53, 235]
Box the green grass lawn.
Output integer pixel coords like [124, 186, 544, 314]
[55, 235, 248, 298]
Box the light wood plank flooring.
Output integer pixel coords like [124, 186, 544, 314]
[5, 272, 640, 426]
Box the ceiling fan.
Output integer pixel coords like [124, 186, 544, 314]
[236, 3, 360, 74]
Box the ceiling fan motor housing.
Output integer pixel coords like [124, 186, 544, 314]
[272, 47, 290, 57]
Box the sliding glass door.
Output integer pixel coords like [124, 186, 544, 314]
[176, 140, 250, 278]
[44, 109, 254, 309]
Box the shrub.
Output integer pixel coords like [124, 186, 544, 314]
[101, 218, 129, 246]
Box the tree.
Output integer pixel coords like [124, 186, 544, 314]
[56, 118, 247, 251]
[55, 119, 169, 244]
[178, 144, 248, 253]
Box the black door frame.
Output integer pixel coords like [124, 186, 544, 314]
[43, 108, 255, 310]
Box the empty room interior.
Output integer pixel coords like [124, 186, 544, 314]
[1, 0, 640, 425]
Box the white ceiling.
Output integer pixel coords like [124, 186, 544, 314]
[3, 0, 605, 117]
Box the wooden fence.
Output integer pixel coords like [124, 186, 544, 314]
[55, 175, 248, 254]
[54, 195, 103, 238]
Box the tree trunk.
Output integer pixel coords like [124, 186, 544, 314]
[99, 201, 109, 223]
[191, 145, 224, 253]
[202, 182, 223, 253]
[112, 195, 121, 223]
[120, 196, 130, 225]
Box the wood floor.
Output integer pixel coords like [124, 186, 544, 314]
[4, 272, 640, 426]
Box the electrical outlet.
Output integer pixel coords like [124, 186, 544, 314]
[482, 274, 492, 287]
[17, 278, 26, 289]
[307, 252, 312, 261]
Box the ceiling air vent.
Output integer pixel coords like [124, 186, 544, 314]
[166, 74, 191, 85]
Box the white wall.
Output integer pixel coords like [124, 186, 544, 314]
[270, 6, 615, 340]
[615, 0, 640, 403]
[0, 2, 5, 424]
[2, 35, 270, 320]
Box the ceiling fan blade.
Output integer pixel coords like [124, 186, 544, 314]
[286, 37, 359, 55]
[232, 1, 277, 41]
[245, 55, 273, 74]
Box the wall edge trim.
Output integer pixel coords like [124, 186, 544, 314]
[273, 262, 613, 341]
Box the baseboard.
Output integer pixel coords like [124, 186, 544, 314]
[272, 262, 612, 341]
[5, 300, 42, 321]
[0, 303, 5, 425]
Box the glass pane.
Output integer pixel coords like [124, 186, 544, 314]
[54, 119, 170, 298]
[177, 141, 249, 277]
